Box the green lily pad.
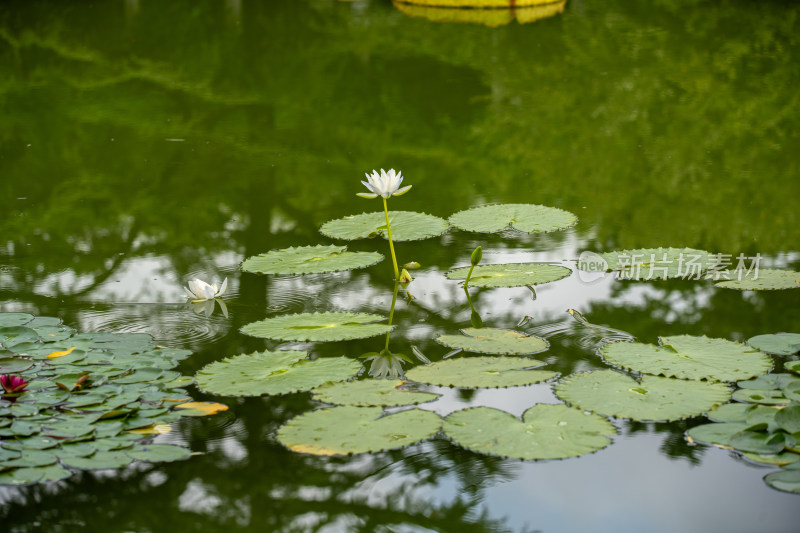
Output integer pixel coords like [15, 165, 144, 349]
[319, 211, 449, 242]
[579, 247, 714, 280]
[555, 370, 731, 421]
[0, 313, 35, 328]
[448, 204, 577, 234]
[406, 357, 557, 388]
[311, 379, 440, 407]
[715, 269, 800, 290]
[241, 245, 383, 275]
[775, 404, 800, 433]
[54, 442, 98, 458]
[12, 436, 59, 450]
[32, 325, 76, 343]
[276, 406, 442, 455]
[24, 317, 62, 328]
[127, 443, 191, 463]
[196, 350, 362, 397]
[787, 361, 800, 375]
[765, 467, 800, 494]
[747, 333, 800, 355]
[62, 450, 134, 470]
[729, 430, 792, 455]
[0, 357, 33, 373]
[445, 263, 572, 288]
[241, 312, 393, 342]
[436, 328, 548, 355]
[443, 404, 615, 460]
[600, 335, 771, 382]
[110, 368, 164, 384]
[706, 402, 751, 422]
[732, 389, 789, 405]
[742, 452, 800, 466]
[737, 374, 800, 390]
[0, 327, 41, 348]
[687, 422, 751, 447]
[5, 450, 58, 468]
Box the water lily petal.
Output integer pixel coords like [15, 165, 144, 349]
[393, 185, 412, 197]
[216, 278, 228, 298]
[356, 192, 379, 199]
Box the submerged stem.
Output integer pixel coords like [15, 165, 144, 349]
[384, 282, 400, 352]
[382, 197, 400, 280]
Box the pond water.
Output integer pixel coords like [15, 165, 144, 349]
[1, 0, 799, 531]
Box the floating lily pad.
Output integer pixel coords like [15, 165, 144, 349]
[196, 350, 362, 397]
[127, 443, 191, 463]
[555, 370, 731, 421]
[0, 357, 33, 373]
[436, 328, 548, 355]
[62, 451, 134, 470]
[579, 247, 714, 280]
[443, 404, 615, 460]
[320, 211, 449, 242]
[311, 379, 440, 407]
[406, 357, 557, 388]
[0, 327, 40, 348]
[787, 361, 800, 375]
[737, 374, 800, 391]
[729, 431, 793, 455]
[5, 450, 58, 468]
[732, 389, 789, 405]
[715, 269, 800, 290]
[276, 406, 442, 455]
[448, 204, 577, 234]
[0, 313, 35, 328]
[241, 312, 393, 342]
[775, 405, 800, 433]
[687, 422, 751, 447]
[241, 245, 383, 275]
[600, 336, 771, 382]
[747, 333, 800, 355]
[32, 325, 76, 343]
[445, 263, 571, 288]
[765, 467, 800, 494]
[742, 452, 800, 466]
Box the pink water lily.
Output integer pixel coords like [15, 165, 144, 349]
[0, 374, 28, 394]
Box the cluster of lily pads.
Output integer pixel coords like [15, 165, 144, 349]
[191, 177, 795, 473]
[687, 333, 800, 493]
[0, 312, 227, 485]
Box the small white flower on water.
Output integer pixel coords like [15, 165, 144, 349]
[357, 168, 412, 199]
[184, 278, 228, 301]
[365, 352, 406, 379]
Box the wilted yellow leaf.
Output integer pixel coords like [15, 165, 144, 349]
[175, 401, 229, 416]
[128, 424, 172, 435]
[47, 346, 76, 359]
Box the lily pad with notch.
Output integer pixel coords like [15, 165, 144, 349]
[747, 333, 800, 355]
[446, 263, 571, 288]
[436, 327, 548, 355]
[195, 350, 362, 397]
[241, 244, 383, 275]
[448, 204, 577, 234]
[555, 369, 731, 421]
[443, 404, 615, 460]
[276, 405, 442, 456]
[241, 312, 393, 342]
[600, 335, 771, 382]
[311, 379, 440, 407]
[406, 357, 557, 389]
[765, 463, 800, 494]
[320, 211, 449, 242]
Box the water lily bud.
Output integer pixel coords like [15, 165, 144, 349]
[470, 246, 483, 266]
[403, 261, 421, 270]
[399, 268, 413, 284]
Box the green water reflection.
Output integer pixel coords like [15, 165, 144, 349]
[1, 0, 799, 531]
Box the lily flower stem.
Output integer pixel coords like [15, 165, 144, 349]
[382, 197, 400, 281]
[463, 264, 476, 289]
[385, 282, 399, 352]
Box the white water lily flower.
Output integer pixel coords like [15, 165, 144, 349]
[184, 278, 228, 301]
[357, 168, 412, 199]
[365, 352, 406, 379]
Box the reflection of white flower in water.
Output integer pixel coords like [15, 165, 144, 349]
[192, 298, 229, 318]
[357, 169, 412, 199]
[365, 351, 406, 379]
[184, 278, 228, 301]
